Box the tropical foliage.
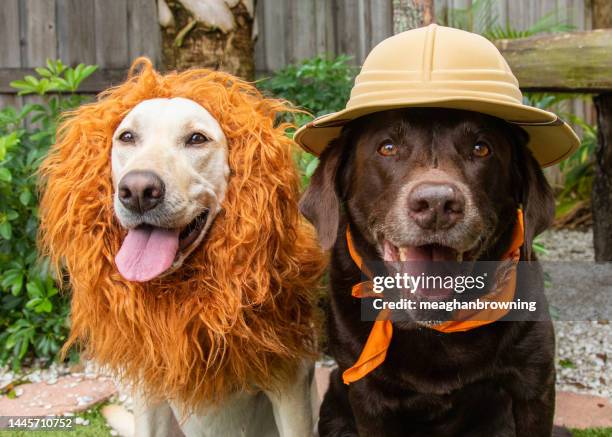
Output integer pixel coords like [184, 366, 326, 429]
[258, 55, 356, 186]
[0, 60, 96, 369]
[439, 0, 574, 40]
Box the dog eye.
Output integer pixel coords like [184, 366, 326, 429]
[118, 131, 135, 143]
[377, 141, 397, 157]
[187, 132, 210, 146]
[472, 142, 491, 158]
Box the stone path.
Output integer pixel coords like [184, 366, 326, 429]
[0, 374, 116, 416]
[555, 391, 612, 429]
[0, 362, 610, 436]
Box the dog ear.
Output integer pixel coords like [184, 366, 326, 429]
[513, 130, 555, 260]
[299, 138, 346, 250]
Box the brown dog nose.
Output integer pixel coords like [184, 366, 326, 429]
[118, 170, 165, 214]
[407, 182, 465, 230]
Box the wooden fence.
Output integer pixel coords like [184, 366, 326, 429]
[0, 0, 161, 108]
[436, 0, 591, 33]
[254, 0, 593, 73]
[254, 0, 393, 74]
[0, 0, 595, 128]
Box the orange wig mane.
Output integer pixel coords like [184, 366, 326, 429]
[38, 58, 325, 409]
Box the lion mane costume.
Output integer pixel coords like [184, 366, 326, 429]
[38, 58, 325, 409]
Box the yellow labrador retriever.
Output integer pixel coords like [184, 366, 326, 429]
[109, 97, 315, 437]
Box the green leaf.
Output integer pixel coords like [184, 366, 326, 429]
[35, 67, 52, 77]
[65, 69, 76, 91]
[26, 280, 43, 298]
[19, 190, 32, 206]
[46, 286, 59, 298]
[0, 167, 12, 182]
[24, 75, 39, 87]
[81, 64, 98, 79]
[6, 210, 19, 220]
[18, 336, 30, 358]
[9, 79, 33, 92]
[0, 221, 12, 240]
[0, 132, 21, 159]
[35, 78, 53, 95]
[26, 297, 42, 309]
[305, 156, 319, 178]
[10, 275, 24, 296]
[1, 268, 25, 297]
[37, 299, 53, 313]
[5, 335, 16, 350]
[50, 77, 70, 91]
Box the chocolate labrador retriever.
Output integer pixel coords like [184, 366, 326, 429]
[301, 108, 558, 436]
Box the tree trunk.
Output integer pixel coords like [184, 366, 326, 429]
[592, 1, 612, 28]
[593, 94, 612, 260]
[591, 0, 612, 261]
[393, 0, 435, 33]
[159, 0, 255, 80]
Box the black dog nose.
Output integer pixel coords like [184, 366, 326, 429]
[407, 182, 465, 230]
[118, 170, 165, 213]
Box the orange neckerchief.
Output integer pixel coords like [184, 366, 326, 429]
[342, 209, 524, 385]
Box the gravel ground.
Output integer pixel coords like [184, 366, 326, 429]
[538, 229, 611, 399]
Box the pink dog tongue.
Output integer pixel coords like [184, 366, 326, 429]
[115, 226, 180, 282]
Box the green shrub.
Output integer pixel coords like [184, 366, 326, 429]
[438, 0, 574, 40]
[556, 115, 596, 215]
[257, 55, 356, 186]
[0, 60, 96, 370]
[523, 94, 596, 222]
[258, 54, 355, 120]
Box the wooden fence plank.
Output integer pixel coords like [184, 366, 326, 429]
[0, 0, 21, 68]
[357, 0, 369, 62]
[254, 0, 266, 74]
[261, 0, 287, 72]
[506, 1, 524, 30]
[95, 0, 129, 68]
[23, 0, 57, 67]
[57, 0, 96, 65]
[127, 0, 161, 66]
[497, 0, 508, 29]
[288, 0, 316, 63]
[0, 94, 20, 110]
[335, 0, 362, 64]
[369, 0, 393, 47]
[314, 0, 333, 55]
[538, 0, 557, 19]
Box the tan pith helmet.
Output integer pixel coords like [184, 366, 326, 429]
[294, 24, 580, 167]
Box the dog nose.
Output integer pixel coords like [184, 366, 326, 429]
[407, 182, 465, 230]
[118, 170, 165, 213]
